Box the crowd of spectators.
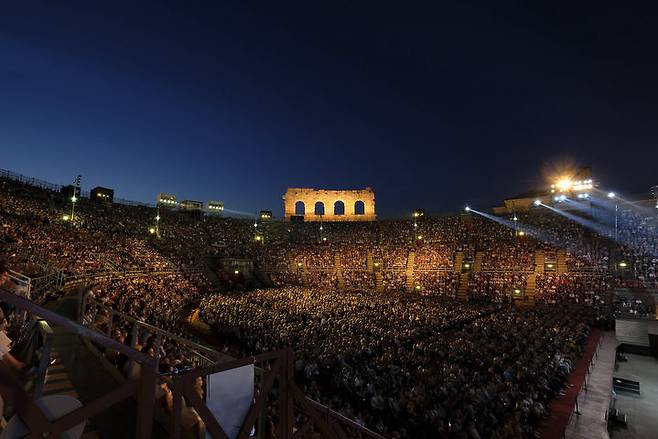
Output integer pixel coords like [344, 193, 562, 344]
[535, 274, 610, 305]
[198, 287, 593, 438]
[4, 173, 658, 438]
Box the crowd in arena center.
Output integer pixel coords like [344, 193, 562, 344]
[198, 287, 593, 438]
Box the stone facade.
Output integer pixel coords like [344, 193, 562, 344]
[283, 188, 376, 222]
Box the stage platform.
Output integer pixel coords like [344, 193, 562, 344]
[611, 353, 658, 439]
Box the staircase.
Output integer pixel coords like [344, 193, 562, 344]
[534, 250, 545, 274]
[406, 251, 415, 293]
[453, 251, 464, 274]
[557, 250, 568, 274]
[473, 252, 483, 272]
[457, 272, 470, 300]
[252, 269, 273, 288]
[524, 274, 536, 306]
[335, 253, 345, 290]
[291, 260, 308, 286]
[368, 252, 384, 292]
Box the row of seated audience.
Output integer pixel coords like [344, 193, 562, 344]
[198, 287, 594, 439]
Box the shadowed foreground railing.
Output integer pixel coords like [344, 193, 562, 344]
[0, 287, 157, 438]
[170, 349, 387, 439]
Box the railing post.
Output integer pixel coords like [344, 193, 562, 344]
[106, 309, 114, 336]
[33, 325, 54, 400]
[136, 360, 156, 439]
[131, 321, 140, 349]
[278, 349, 293, 439]
[78, 288, 87, 324]
[171, 378, 183, 439]
[154, 333, 162, 372]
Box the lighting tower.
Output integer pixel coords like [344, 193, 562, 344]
[70, 174, 81, 222]
[608, 192, 618, 241]
[155, 206, 161, 238]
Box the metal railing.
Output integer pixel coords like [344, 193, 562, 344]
[562, 332, 604, 439]
[170, 349, 387, 439]
[0, 287, 157, 438]
[80, 295, 227, 371]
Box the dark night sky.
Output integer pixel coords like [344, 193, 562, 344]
[1, 1, 658, 217]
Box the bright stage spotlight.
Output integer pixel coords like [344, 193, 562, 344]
[555, 178, 573, 192]
[464, 206, 471, 212]
[534, 200, 541, 206]
[608, 192, 616, 198]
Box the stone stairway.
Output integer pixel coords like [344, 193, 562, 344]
[335, 253, 345, 290]
[457, 272, 470, 300]
[473, 251, 483, 272]
[524, 274, 536, 306]
[291, 260, 308, 286]
[557, 250, 568, 274]
[534, 250, 545, 274]
[453, 251, 464, 274]
[406, 251, 415, 293]
[41, 294, 169, 439]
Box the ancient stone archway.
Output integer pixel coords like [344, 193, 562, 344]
[334, 200, 345, 216]
[283, 188, 376, 222]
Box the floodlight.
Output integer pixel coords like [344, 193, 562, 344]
[512, 216, 518, 221]
[71, 196, 77, 203]
[465, 206, 470, 212]
[607, 192, 615, 198]
[234, 270, 239, 275]
[556, 178, 572, 191]
[149, 227, 155, 234]
[62, 215, 70, 221]
[534, 200, 541, 206]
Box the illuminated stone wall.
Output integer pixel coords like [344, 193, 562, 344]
[283, 188, 376, 222]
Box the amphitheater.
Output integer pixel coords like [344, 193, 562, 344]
[0, 168, 657, 439]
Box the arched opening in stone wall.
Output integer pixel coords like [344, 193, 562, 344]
[314, 201, 325, 215]
[354, 200, 365, 215]
[334, 200, 345, 215]
[295, 201, 305, 215]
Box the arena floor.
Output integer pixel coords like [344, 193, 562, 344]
[610, 353, 658, 439]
